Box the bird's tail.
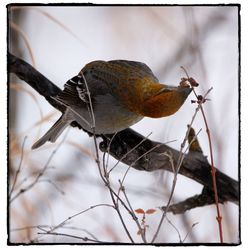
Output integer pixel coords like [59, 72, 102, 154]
[32, 113, 72, 150]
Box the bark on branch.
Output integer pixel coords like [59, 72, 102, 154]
[8, 53, 239, 213]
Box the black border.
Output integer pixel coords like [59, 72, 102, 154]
[238, 2, 241, 246]
[6, 3, 241, 246]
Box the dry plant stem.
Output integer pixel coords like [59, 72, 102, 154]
[9, 131, 68, 203]
[193, 88, 223, 243]
[37, 231, 112, 243]
[13, 225, 98, 241]
[108, 185, 135, 243]
[81, 73, 151, 243]
[91, 125, 135, 243]
[100, 137, 144, 243]
[32, 204, 113, 243]
[42, 204, 114, 234]
[115, 138, 176, 216]
[46, 226, 99, 240]
[104, 132, 118, 175]
[167, 216, 198, 243]
[116, 137, 162, 200]
[181, 66, 222, 241]
[110, 184, 147, 243]
[165, 216, 182, 242]
[37, 179, 65, 195]
[81, 75, 135, 243]
[115, 139, 176, 225]
[182, 222, 199, 243]
[118, 180, 147, 243]
[9, 136, 27, 197]
[108, 132, 153, 174]
[151, 98, 202, 243]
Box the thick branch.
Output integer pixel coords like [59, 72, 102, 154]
[8, 53, 64, 112]
[100, 130, 238, 206]
[165, 187, 229, 214]
[8, 53, 239, 211]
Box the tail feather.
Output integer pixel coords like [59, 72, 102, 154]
[32, 115, 72, 150]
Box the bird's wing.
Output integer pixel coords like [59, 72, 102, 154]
[55, 60, 160, 109]
[55, 74, 90, 107]
[107, 60, 159, 83]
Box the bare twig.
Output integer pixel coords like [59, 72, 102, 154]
[37, 231, 112, 243]
[181, 66, 223, 243]
[107, 132, 153, 174]
[103, 132, 118, 175]
[193, 92, 223, 242]
[182, 222, 199, 243]
[115, 138, 176, 217]
[118, 180, 147, 243]
[9, 129, 69, 203]
[165, 216, 182, 242]
[31, 203, 114, 243]
[9, 136, 27, 197]
[45, 204, 114, 233]
[79, 73, 135, 243]
[37, 179, 65, 195]
[151, 91, 203, 243]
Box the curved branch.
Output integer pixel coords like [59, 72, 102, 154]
[8, 53, 239, 211]
[8, 53, 64, 112]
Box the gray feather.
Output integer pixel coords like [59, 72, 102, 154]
[32, 113, 73, 150]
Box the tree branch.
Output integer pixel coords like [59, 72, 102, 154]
[165, 187, 231, 214]
[8, 53, 63, 111]
[8, 53, 239, 211]
[100, 130, 238, 206]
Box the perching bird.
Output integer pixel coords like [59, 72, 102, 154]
[32, 60, 192, 149]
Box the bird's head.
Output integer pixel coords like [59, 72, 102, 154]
[139, 84, 192, 118]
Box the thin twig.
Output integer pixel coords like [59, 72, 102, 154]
[9, 136, 27, 197]
[151, 85, 211, 243]
[104, 132, 118, 174]
[108, 132, 153, 174]
[44, 204, 114, 233]
[151, 100, 201, 243]
[12, 225, 99, 240]
[181, 67, 223, 242]
[37, 231, 112, 243]
[118, 180, 147, 243]
[80, 73, 135, 243]
[165, 216, 182, 243]
[183, 77, 223, 241]
[37, 179, 65, 195]
[9, 130, 69, 203]
[182, 222, 199, 243]
[116, 139, 176, 204]
[194, 91, 223, 243]
[32, 203, 114, 243]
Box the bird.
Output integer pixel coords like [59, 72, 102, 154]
[32, 60, 192, 149]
